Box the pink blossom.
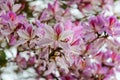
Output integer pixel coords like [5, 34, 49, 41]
[0, 0, 120, 80]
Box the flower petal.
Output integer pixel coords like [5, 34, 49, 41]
[59, 30, 73, 41]
[44, 25, 55, 39]
[37, 38, 53, 47]
[17, 30, 29, 39]
[54, 23, 63, 35]
[12, 4, 22, 12]
[14, 39, 28, 47]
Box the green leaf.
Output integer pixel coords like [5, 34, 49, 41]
[0, 50, 7, 67]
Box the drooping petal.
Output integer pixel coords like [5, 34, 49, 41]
[17, 30, 29, 39]
[44, 25, 55, 39]
[37, 38, 53, 47]
[59, 30, 73, 41]
[59, 41, 70, 50]
[12, 4, 22, 12]
[14, 39, 28, 47]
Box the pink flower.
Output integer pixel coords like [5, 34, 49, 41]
[48, 0, 59, 14]
[0, 0, 22, 12]
[15, 53, 27, 69]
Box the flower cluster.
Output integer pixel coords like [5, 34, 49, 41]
[0, 0, 120, 80]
